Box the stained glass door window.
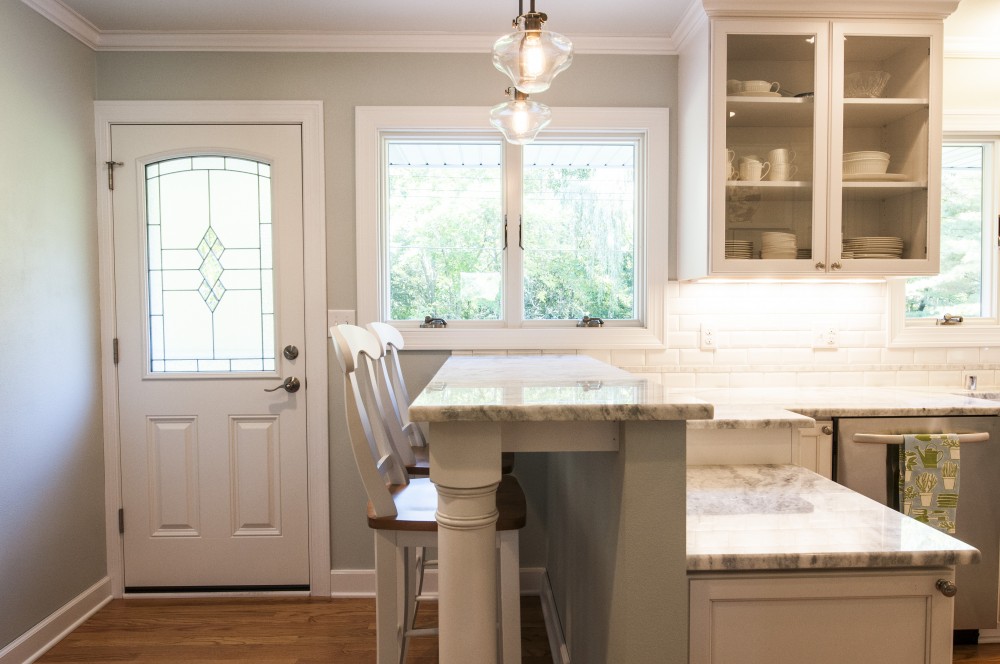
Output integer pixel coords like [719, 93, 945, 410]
[145, 156, 275, 373]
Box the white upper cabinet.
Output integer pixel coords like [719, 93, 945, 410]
[677, 4, 953, 280]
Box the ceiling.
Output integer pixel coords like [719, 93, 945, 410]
[22, 0, 700, 54]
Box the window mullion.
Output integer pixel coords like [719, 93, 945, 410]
[504, 141, 524, 328]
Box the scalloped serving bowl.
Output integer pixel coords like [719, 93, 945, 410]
[843, 150, 890, 175]
[845, 70, 891, 98]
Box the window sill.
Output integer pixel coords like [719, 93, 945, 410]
[887, 279, 1000, 347]
[394, 325, 666, 351]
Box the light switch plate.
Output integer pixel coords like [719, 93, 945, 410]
[328, 309, 356, 335]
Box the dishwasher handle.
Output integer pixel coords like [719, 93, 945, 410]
[852, 431, 990, 445]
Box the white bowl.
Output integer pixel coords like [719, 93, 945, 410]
[844, 150, 890, 161]
[843, 157, 890, 175]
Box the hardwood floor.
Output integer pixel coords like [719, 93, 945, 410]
[955, 643, 1000, 663]
[36, 596, 552, 663]
[34, 596, 1000, 663]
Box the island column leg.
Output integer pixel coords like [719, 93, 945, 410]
[430, 420, 503, 664]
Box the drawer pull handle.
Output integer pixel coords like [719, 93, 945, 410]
[852, 432, 989, 445]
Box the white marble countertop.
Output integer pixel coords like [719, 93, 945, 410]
[687, 464, 981, 572]
[678, 386, 1000, 429]
[409, 355, 714, 422]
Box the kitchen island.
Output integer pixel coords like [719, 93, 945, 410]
[409, 355, 712, 664]
[688, 464, 979, 663]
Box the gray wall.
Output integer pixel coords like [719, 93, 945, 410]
[96, 51, 678, 570]
[0, 1, 102, 651]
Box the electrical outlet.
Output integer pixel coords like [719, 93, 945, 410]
[700, 324, 717, 351]
[812, 327, 839, 349]
[328, 309, 356, 335]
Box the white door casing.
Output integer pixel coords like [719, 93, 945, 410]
[94, 101, 328, 597]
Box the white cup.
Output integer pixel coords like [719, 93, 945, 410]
[739, 154, 761, 165]
[768, 163, 798, 181]
[768, 148, 796, 164]
[739, 159, 770, 182]
[727, 162, 737, 180]
[743, 80, 780, 94]
[726, 148, 736, 163]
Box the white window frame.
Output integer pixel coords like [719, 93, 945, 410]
[888, 111, 1000, 347]
[356, 106, 669, 351]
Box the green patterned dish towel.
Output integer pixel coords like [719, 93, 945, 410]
[899, 433, 961, 533]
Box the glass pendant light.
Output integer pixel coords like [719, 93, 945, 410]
[492, 0, 573, 94]
[489, 88, 551, 145]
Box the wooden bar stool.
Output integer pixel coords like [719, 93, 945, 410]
[366, 321, 515, 476]
[331, 324, 525, 664]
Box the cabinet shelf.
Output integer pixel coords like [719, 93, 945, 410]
[843, 99, 929, 127]
[726, 97, 815, 127]
[842, 181, 928, 200]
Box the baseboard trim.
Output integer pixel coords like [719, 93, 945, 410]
[0, 577, 112, 664]
[330, 567, 570, 662]
[978, 627, 1000, 643]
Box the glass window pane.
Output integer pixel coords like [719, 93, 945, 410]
[146, 155, 275, 373]
[385, 140, 504, 320]
[522, 142, 638, 320]
[905, 144, 987, 319]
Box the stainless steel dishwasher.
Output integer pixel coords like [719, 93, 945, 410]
[836, 416, 1000, 638]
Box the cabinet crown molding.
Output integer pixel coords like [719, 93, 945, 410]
[701, 0, 960, 20]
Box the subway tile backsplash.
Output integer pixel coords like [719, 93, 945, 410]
[577, 282, 994, 388]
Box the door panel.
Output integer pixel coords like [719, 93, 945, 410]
[112, 124, 309, 589]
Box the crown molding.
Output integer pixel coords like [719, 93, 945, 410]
[21, 0, 675, 54]
[21, 0, 100, 48]
[701, 0, 960, 19]
[92, 31, 675, 54]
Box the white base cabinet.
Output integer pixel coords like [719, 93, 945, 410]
[690, 568, 956, 664]
[687, 422, 832, 477]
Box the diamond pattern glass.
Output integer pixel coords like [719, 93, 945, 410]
[146, 156, 275, 373]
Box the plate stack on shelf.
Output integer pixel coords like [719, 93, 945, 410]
[761, 231, 797, 259]
[842, 236, 903, 259]
[725, 239, 753, 259]
[796, 248, 811, 259]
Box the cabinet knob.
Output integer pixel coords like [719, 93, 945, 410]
[936, 579, 958, 597]
[815, 261, 825, 270]
[821, 425, 833, 435]
[831, 261, 842, 270]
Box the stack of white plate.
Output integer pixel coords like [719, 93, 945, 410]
[796, 248, 811, 259]
[725, 239, 753, 259]
[761, 231, 797, 259]
[842, 236, 903, 259]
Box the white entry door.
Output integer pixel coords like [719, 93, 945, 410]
[111, 124, 309, 590]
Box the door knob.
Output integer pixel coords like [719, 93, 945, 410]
[283, 345, 299, 360]
[265, 377, 301, 393]
[936, 579, 958, 597]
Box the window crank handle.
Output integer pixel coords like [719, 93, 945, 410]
[265, 377, 301, 393]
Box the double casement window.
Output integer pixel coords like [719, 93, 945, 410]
[889, 125, 1000, 346]
[356, 107, 668, 350]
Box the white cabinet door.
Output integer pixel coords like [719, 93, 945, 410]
[678, 14, 943, 280]
[690, 569, 955, 664]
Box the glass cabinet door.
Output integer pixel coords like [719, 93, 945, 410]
[712, 21, 829, 274]
[832, 22, 941, 275]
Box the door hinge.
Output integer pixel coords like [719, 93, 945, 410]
[113, 337, 119, 365]
[118, 508, 124, 534]
[106, 160, 123, 190]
